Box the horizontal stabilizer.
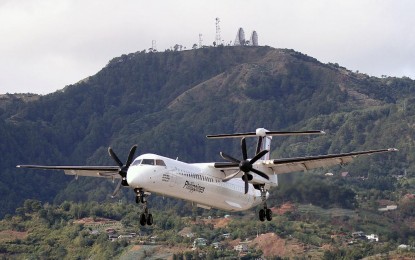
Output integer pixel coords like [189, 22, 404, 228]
[207, 129, 325, 139]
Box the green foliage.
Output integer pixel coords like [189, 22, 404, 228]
[270, 175, 357, 209]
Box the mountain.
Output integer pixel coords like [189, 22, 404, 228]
[1, 45, 415, 218]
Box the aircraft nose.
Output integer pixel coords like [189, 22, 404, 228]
[126, 167, 140, 187]
[126, 166, 153, 188]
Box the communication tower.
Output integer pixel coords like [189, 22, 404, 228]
[199, 34, 203, 48]
[215, 17, 222, 46]
[151, 40, 157, 52]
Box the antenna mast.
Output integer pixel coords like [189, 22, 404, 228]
[215, 17, 221, 46]
[199, 33, 203, 48]
[151, 40, 157, 52]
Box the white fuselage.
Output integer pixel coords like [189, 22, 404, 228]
[126, 153, 266, 211]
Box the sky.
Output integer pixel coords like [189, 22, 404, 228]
[1, 0, 415, 94]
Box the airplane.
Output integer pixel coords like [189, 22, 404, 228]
[17, 128, 397, 226]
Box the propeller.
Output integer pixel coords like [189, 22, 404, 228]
[220, 138, 269, 194]
[111, 179, 123, 198]
[108, 145, 137, 198]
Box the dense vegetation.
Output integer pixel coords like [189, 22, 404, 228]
[2, 194, 415, 259]
[1, 45, 415, 258]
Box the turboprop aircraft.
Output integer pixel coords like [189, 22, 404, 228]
[17, 128, 397, 226]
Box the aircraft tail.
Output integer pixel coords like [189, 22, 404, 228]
[207, 128, 325, 188]
[207, 127, 325, 161]
[255, 128, 272, 160]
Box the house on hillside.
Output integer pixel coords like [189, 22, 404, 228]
[352, 231, 365, 239]
[118, 234, 134, 239]
[108, 234, 118, 241]
[378, 205, 398, 212]
[398, 244, 412, 251]
[150, 236, 157, 244]
[193, 238, 207, 249]
[366, 234, 379, 242]
[211, 242, 223, 250]
[221, 233, 231, 239]
[234, 242, 249, 252]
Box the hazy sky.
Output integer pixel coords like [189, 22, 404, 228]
[1, 0, 414, 94]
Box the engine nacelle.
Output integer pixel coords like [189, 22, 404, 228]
[245, 172, 270, 185]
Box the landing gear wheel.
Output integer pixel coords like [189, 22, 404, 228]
[266, 208, 272, 221]
[146, 213, 153, 226]
[139, 213, 146, 226]
[259, 208, 265, 222]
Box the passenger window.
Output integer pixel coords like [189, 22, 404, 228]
[141, 159, 155, 165]
[155, 160, 166, 166]
[131, 159, 142, 166]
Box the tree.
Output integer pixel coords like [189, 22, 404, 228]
[23, 199, 42, 213]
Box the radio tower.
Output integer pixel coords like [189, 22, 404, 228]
[199, 33, 203, 48]
[151, 40, 157, 52]
[215, 17, 221, 46]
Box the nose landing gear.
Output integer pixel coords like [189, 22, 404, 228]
[135, 188, 153, 226]
[139, 208, 153, 226]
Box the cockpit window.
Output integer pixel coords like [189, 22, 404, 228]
[132, 159, 165, 166]
[155, 160, 166, 166]
[141, 159, 155, 165]
[131, 159, 142, 166]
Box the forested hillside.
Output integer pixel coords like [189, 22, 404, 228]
[1, 45, 415, 218]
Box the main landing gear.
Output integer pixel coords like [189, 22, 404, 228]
[258, 186, 272, 222]
[135, 188, 153, 226]
[259, 206, 272, 222]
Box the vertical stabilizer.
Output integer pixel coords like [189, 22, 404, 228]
[255, 128, 272, 160]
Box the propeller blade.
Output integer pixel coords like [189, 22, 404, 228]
[108, 147, 123, 167]
[244, 172, 249, 194]
[214, 162, 239, 168]
[241, 138, 248, 160]
[223, 170, 241, 182]
[250, 150, 269, 164]
[250, 168, 270, 180]
[126, 145, 138, 167]
[220, 152, 240, 164]
[111, 179, 122, 198]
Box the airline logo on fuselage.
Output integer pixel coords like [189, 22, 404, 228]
[162, 173, 170, 182]
[183, 181, 205, 193]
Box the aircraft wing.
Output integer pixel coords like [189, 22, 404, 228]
[16, 165, 120, 178]
[214, 148, 398, 175]
[262, 148, 398, 174]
